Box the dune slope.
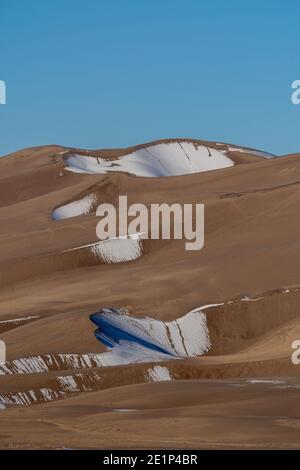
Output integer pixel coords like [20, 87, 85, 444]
[0, 138, 299, 448]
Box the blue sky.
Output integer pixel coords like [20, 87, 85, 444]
[0, 0, 299, 156]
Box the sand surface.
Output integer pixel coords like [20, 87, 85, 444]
[0, 139, 299, 448]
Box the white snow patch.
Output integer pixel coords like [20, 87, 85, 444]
[57, 375, 79, 393]
[147, 365, 172, 382]
[64, 234, 143, 264]
[28, 390, 37, 402]
[90, 305, 214, 366]
[0, 303, 221, 374]
[90, 235, 143, 263]
[90, 341, 172, 367]
[52, 193, 96, 220]
[64, 142, 234, 177]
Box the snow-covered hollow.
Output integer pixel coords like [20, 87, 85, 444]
[52, 194, 96, 220]
[64, 142, 234, 177]
[90, 306, 212, 365]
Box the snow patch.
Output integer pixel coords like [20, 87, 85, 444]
[90, 235, 143, 263]
[147, 365, 172, 382]
[64, 234, 143, 264]
[52, 194, 96, 220]
[64, 142, 234, 177]
[57, 375, 80, 393]
[0, 303, 220, 375]
[90, 305, 212, 366]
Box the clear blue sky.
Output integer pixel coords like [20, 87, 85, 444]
[1, 0, 300, 156]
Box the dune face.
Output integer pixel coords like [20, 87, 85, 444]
[0, 137, 300, 449]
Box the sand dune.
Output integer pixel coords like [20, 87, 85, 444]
[0, 138, 299, 448]
[1, 379, 300, 449]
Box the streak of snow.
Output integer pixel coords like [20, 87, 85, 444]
[0, 353, 106, 375]
[247, 379, 285, 385]
[227, 146, 274, 158]
[113, 409, 139, 412]
[0, 315, 39, 324]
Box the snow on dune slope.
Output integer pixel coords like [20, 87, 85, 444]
[0, 306, 210, 375]
[90, 305, 213, 365]
[0, 353, 106, 375]
[63, 233, 143, 264]
[0, 371, 104, 407]
[64, 141, 234, 177]
[90, 234, 143, 263]
[52, 193, 96, 220]
[0, 304, 220, 378]
[146, 365, 173, 382]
